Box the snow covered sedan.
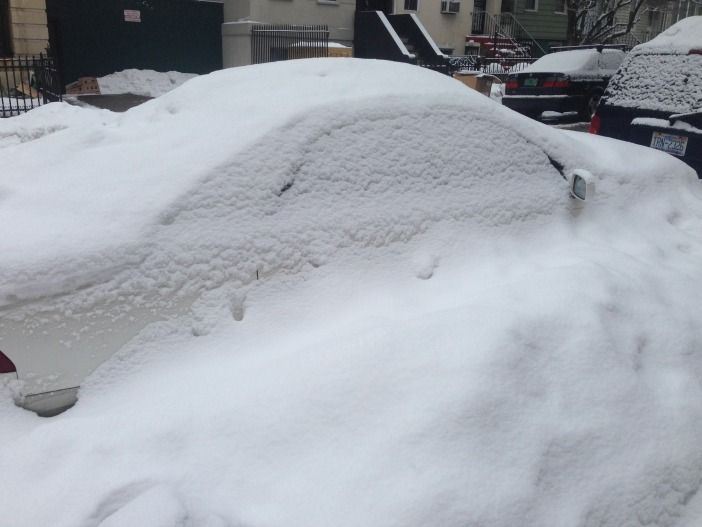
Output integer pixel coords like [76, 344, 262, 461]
[2, 59, 702, 527]
[502, 46, 626, 121]
[591, 16, 702, 176]
[0, 58, 698, 417]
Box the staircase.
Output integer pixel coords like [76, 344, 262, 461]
[468, 12, 545, 58]
[354, 11, 449, 73]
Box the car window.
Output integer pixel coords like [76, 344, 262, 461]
[598, 50, 626, 72]
[604, 52, 702, 114]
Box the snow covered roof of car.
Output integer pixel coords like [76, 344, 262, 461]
[0, 59, 694, 312]
[635, 15, 702, 54]
[520, 48, 624, 74]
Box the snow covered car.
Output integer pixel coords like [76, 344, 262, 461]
[591, 17, 702, 176]
[2, 59, 702, 527]
[0, 58, 698, 417]
[502, 47, 626, 120]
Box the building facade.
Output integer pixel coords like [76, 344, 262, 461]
[0, 0, 50, 57]
[391, 0, 501, 55]
[223, 0, 356, 67]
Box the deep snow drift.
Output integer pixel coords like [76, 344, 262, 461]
[1, 59, 702, 527]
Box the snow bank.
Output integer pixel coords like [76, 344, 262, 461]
[0, 102, 113, 149]
[97, 69, 198, 97]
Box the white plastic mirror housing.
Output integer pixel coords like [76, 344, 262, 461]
[568, 169, 595, 202]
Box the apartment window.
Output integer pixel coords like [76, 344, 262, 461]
[524, 0, 538, 11]
[554, 0, 566, 13]
[404, 0, 419, 10]
[441, 0, 460, 13]
[0, 0, 12, 57]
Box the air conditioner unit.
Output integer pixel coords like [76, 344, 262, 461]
[441, 0, 460, 13]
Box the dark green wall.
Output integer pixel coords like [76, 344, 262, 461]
[47, 0, 223, 88]
[512, 0, 567, 43]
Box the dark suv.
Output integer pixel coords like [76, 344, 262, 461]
[591, 17, 702, 176]
[503, 46, 626, 121]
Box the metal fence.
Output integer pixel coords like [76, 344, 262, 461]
[448, 55, 536, 77]
[1, 53, 62, 117]
[251, 24, 329, 65]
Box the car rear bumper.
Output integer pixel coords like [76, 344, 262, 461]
[630, 123, 702, 178]
[502, 95, 585, 116]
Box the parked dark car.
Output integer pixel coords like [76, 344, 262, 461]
[502, 47, 626, 121]
[591, 17, 702, 176]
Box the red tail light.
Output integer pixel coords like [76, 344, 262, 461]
[0, 350, 16, 374]
[506, 79, 518, 90]
[543, 78, 570, 89]
[589, 113, 601, 134]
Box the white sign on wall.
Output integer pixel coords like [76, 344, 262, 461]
[124, 9, 141, 23]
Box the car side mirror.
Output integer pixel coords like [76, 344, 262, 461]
[568, 169, 595, 202]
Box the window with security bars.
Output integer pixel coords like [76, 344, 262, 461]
[404, 0, 418, 10]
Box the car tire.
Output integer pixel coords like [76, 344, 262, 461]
[580, 91, 602, 122]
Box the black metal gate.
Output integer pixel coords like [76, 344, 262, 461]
[251, 24, 329, 65]
[1, 53, 62, 117]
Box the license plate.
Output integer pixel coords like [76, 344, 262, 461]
[523, 78, 538, 87]
[650, 131, 688, 156]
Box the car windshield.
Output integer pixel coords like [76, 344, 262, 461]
[605, 52, 702, 114]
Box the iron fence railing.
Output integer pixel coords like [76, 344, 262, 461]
[251, 24, 329, 65]
[470, 11, 546, 57]
[1, 53, 62, 117]
[448, 55, 537, 76]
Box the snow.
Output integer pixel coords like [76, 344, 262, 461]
[483, 62, 506, 74]
[637, 15, 702, 53]
[632, 116, 702, 134]
[0, 102, 112, 149]
[604, 52, 702, 114]
[97, 69, 198, 97]
[521, 48, 624, 77]
[2, 58, 702, 527]
[490, 81, 504, 101]
[604, 17, 702, 113]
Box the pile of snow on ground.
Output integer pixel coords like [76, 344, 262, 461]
[97, 69, 198, 97]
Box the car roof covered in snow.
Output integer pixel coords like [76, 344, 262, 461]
[0, 59, 694, 310]
[634, 15, 702, 54]
[520, 48, 624, 75]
